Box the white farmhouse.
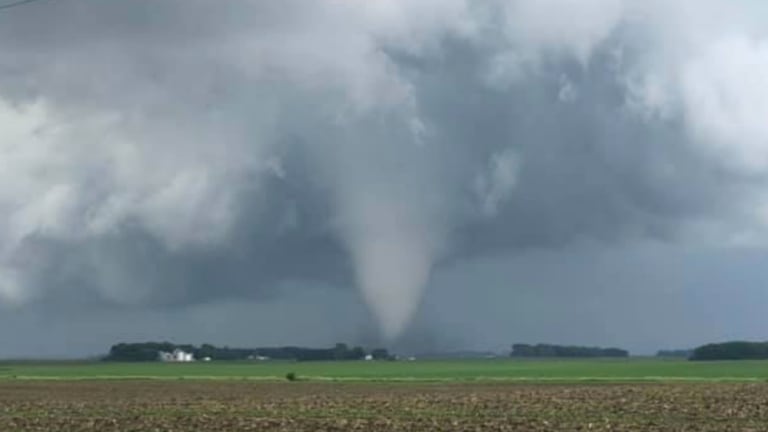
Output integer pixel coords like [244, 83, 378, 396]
[158, 348, 195, 362]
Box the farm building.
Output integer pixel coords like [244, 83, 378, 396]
[158, 349, 194, 362]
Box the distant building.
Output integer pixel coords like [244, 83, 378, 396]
[158, 349, 194, 362]
[364, 354, 373, 361]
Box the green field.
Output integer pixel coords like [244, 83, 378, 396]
[1, 358, 768, 382]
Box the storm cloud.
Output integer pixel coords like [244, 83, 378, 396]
[1, 0, 768, 354]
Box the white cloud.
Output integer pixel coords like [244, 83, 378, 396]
[475, 149, 521, 218]
[500, 0, 625, 62]
[679, 35, 768, 172]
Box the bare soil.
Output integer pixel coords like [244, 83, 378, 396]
[0, 381, 767, 431]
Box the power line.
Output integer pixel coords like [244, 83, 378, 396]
[0, 0, 48, 11]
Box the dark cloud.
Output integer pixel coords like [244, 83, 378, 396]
[0, 0, 767, 355]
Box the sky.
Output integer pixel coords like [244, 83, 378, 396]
[1, 0, 768, 357]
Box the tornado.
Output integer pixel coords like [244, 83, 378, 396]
[338, 191, 440, 340]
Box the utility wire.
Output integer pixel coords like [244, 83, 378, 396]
[0, 0, 48, 11]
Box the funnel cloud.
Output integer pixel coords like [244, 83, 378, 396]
[1, 0, 768, 354]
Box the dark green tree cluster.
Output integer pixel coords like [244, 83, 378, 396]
[103, 342, 387, 362]
[371, 348, 393, 360]
[510, 343, 628, 358]
[106, 342, 194, 362]
[690, 341, 768, 361]
[292, 343, 367, 361]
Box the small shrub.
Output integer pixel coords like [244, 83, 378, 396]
[285, 372, 297, 382]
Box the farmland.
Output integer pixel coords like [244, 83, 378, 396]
[2, 380, 768, 431]
[2, 359, 768, 431]
[1, 358, 768, 382]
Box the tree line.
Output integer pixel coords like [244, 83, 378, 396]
[104, 342, 391, 362]
[653, 342, 768, 361]
[689, 341, 768, 361]
[510, 344, 629, 358]
[510, 341, 768, 360]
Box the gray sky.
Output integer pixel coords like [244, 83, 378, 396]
[1, 0, 767, 357]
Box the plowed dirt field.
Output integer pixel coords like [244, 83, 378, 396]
[1, 381, 767, 431]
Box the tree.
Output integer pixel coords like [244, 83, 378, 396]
[510, 343, 628, 358]
[333, 343, 349, 360]
[371, 348, 390, 360]
[690, 341, 768, 361]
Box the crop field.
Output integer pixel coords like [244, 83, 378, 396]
[2, 380, 768, 431]
[2, 358, 768, 382]
[2, 360, 768, 431]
